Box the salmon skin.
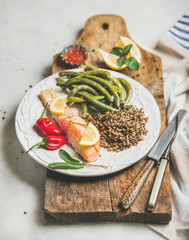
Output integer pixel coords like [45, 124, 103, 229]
[40, 88, 101, 162]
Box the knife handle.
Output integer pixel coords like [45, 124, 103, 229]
[148, 158, 168, 211]
[121, 159, 155, 209]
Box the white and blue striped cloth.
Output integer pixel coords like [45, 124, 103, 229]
[149, 13, 189, 240]
[168, 14, 189, 51]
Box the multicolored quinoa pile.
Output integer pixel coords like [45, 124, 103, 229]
[86, 105, 148, 152]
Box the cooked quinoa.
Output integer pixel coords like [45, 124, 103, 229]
[86, 105, 148, 152]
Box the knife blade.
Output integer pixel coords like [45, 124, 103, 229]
[121, 109, 187, 209]
[147, 109, 186, 161]
[148, 109, 186, 211]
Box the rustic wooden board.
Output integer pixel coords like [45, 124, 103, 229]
[44, 14, 172, 223]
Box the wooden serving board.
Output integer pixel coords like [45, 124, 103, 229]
[44, 14, 172, 223]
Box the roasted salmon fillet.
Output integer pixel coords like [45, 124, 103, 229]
[40, 88, 101, 162]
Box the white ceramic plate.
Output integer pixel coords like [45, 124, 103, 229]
[15, 69, 161, 177]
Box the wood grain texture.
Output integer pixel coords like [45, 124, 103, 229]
[44, 14, 172, 224]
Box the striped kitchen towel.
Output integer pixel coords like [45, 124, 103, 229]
[168, 14, 189, 51]
[147, 14, 189, 240]
[157, 14, 189, 58]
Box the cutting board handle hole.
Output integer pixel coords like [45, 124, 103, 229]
[102, 23, 109, 30]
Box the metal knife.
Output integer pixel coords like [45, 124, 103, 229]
[121, 109, 187, 209]
[148, 109, 186, 211]
[147, 143, 173, 212]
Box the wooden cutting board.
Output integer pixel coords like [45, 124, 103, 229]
[44, 14, 172, 223]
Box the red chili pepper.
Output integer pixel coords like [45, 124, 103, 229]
[35, 103, 61, 136]
[26, 135, 67, 153]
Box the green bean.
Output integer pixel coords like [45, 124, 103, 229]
[77, 91, 105, 100]
[69, 85, 98, 97]
[84, 64, 98, 70]
[100, 99, 108, 104]
[84, 95, 104, 112]
[112, 85, 121, 93]
[117, 78, 133, 104]
[68, 96, 105, 103]
[59, 71, 80, 77]
[68, 97, 86, 103]
[107, 75, 126, 104]
[78, 92, 119, 112]
[88, 104, 98, 112]
[75, 70, 110, 78]
[87, 105, 98, 116]
[94, 96, 105, 100]
[106, 75, 122, 87]
[56, 78, 67, 86]
[81, 103, 87, 118]
[82, 91, 107, 105]
[83, 75, 120, 108]
[64, 78, 113, 102]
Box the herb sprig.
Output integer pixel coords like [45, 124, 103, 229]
[111, 44, 139, 70]
[48, 149, 108, 170]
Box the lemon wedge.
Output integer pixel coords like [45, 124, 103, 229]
[79, 123, 100, 146]
[116, 36, 141, 63]
[98, 49, 127, 71]
[49, 95, 67, 116]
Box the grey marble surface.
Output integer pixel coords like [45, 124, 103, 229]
[1, 0, 189, 239]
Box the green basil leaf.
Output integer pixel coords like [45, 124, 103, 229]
[117, 56, 126, 68]
[59, 149, 81, 164]
[48, 162, 84, 169]
[112, 47, 124, 56]
[123, 44, 133, 55]
[125, 57, 139, 70]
